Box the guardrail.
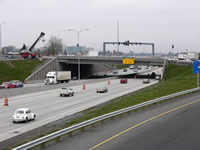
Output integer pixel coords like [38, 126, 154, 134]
[13, 87, 200, 150]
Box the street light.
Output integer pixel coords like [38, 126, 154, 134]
[68, 29, 89, 81]
[0, 22, 5, 57]
[117, 21, 119, 55]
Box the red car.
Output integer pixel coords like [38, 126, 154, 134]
[120, 78, 128, 84]
[2, 82, 17, 88]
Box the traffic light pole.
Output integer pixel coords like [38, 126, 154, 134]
[103, 41, 155, 56]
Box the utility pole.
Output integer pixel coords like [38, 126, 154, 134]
[68, 29, 89, 81]
[117, 21, 119, 55]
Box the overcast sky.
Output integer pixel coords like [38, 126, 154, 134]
[0, 0, 200, 53]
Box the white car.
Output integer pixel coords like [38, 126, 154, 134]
[12, 108, 36, 123]
[96, 87, 108, 93]
[60, 87, 74, 97]
[143, 79, 150, 84]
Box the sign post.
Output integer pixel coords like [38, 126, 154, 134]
[193, 61, 200, 87]
[197, 71, 199, 88]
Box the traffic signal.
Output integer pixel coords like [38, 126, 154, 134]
[123, 40, 130, 46]
[127, 40, 130, 46]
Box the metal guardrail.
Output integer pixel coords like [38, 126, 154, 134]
[13, 87, 200, 150]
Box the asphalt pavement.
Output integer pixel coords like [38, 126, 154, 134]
[0, 78, 158, 143]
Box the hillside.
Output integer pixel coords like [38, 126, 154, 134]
[0, 60, 42, 84]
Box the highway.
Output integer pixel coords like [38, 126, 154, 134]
[0, 78, 158, 143]
[94, 65, 162, 77]
[0, 66, 163, 99]
[45, 92, 200, 150]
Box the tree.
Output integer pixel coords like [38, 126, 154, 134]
[43, 36, 64, 56]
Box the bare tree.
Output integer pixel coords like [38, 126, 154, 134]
[43, 36, 64, 56]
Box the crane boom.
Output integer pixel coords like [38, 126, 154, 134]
[27, 32, 45, 52]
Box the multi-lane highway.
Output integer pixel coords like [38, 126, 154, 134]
[94, 65, 162, 77]
[0, 77, 159, 144]
[45, 91, 200, 150]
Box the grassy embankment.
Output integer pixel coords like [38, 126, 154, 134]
[66, 64, 196, 126]
[111, 64, 130, 69]
[0, 60, 42, 84]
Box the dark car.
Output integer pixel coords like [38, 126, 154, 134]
[120, 78, 128, 84]
[2, 82, 17, 88]
[123, 69, 127, 72]
[10, 80, 24, 88]
[0, 85, 6, 89]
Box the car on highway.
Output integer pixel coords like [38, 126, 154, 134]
[143, 79, 150, 84]
[0, 85, 6, 89]
[129, 65, 134, 69]
[2, 82, 17, 88]
[113, 70, 118, 74]
[120, 78, 128, 84]
[12, 108, 36, 123]
[10, 80, 24, 88]
[72, 77, 77, 80]
[60, 87, 74, 97]
[123, 69, 127, 72]
[96, 87, 108, 93]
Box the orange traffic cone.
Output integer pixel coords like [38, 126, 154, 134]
[83, 84, 86, 90]
[108, 80, 110, 85]
[4, 97, 8, 106]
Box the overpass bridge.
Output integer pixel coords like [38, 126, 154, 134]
[57, 56, 164, 66]
[25, 56, 165, 82]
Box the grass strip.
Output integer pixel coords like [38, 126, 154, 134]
[0, 60, 42, 84]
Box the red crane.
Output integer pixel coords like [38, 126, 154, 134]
[20, 32, 45, 59]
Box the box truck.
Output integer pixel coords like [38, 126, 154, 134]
[44, 71, 71, 85]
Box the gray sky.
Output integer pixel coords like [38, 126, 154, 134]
[0, 0, 200, 53]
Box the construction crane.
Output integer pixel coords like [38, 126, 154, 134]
[20, 32, 45, 59]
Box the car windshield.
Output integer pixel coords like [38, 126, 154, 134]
[47, 76, 54, 79]
[2, 82, 9, 85]
[15, 110, 24, 114]
[11, 80, 20, 83]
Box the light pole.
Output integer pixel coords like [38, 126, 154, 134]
[117, 21, 119, 55]
[0, 22, 5, 57]
[68, 29, 89, 81]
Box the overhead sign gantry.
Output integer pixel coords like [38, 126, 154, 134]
[103, 41, 155, 56]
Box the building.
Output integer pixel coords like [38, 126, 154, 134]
[66, 46, 86, 55]
[2, 46, 17, 55]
